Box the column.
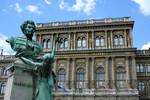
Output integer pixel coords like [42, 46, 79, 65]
[66, 58, 70, 89]
[111, 57, 115, 89]
[131, 56, 137, 89]
[85, 58, 89, 88]
[91, 31, 94, 49]
[68, 33, 71, 50]
[105, 57, 109, 88]
[73, 32, 76, 50]
[71, 58, 75, 90]
[110, 30, 113, 48]
[124, 29, 127, 47]
[129, 29, 133, 47]
[105, 30, 108, 48]
[125, 56, 130, 88]
[87, 32, 89, 49]
[91, 57, 95, 89]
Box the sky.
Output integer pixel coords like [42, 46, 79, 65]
[0, 0, 150, 55]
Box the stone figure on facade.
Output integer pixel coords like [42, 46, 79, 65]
[6, 20, 59, 100]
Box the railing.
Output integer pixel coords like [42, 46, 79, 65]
[36, 17, 131, 27]
[136, 50, 150, 55]
[0, 55, 14, 61]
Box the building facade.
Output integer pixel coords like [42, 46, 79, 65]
[35, 17, 139, 100]
[0, 55, 14, 100]
[0, 17, 150, 100]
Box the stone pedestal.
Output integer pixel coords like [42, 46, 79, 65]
[4, 59, 36, 100]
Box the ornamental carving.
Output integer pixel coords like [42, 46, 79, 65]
[57, 60, 67, 68]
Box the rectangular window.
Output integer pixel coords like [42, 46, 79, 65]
[136, 64, 140, 72]
[148, 64, 150, 72]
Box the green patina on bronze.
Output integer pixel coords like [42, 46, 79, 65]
[7, 20, 60, 100]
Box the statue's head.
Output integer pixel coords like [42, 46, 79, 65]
[20, 20, 36, 40]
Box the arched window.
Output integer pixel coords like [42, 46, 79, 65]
[95, 37, 100, 47]
[0, 67, 7, 76]
[114, 35, 119, 46]
[96, 67, 105, 81]
[114, 35, 124, 47]
[96, 67, 105, 88]
[76, 68, 85, 88]
[137, 64, 144, 73]
[77, 38, 82, 48]
[95, 36, 105, 48]
[100, 36, 105, 47]
[42, 39, 47, 49]
[138, 81, 145, 95]
[119, 35, 124, 46]
[0, 83, 6, 94]
[47, 39, 51, 49]
[82, 37, 86, 47]
[59, 38, 64, 49]
[57, 69, 66, 89]
[116, 67, 126, 88]
[59, 38, 68, 50]
[77, 37, 87, 49]
[58, 68, 66, 82]
[64, 38, 68, 49]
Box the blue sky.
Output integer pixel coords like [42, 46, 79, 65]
[0, 0, 150, 54]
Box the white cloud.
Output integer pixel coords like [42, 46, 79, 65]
[15, 2, 22, 13]
[44, 0, 51, 5]
[141, 42, 150, 49]
[26, 5, 41, 14]
[131, 0, 150, 16]
[59, 0, 96, 15]
[0, 33, 15, 55]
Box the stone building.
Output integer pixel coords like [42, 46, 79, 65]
[35, 17, 139, 100]
[0, 55, 14, 100]
[0, 17, 150, 100]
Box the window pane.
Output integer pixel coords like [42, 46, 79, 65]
[77, 39, 82, 48]
[140, 64, 144, 72]
[64, 39, 68, 48]
[43, 39, 47, 49]
[148, 64, 150, 72]
[82, 38, 86, 47]
[95, 37, 100, 47]
[136, 64, 140, 72]
[47, 40, 51, 49]
[114, 36, 118, 46]
[100, 37, 105, 47]
[119, 36, 124, 45]
[138, 82, 145, 94]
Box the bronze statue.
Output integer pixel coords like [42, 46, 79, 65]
[6, 20, 59, 100]
[6, 20, 42, 59]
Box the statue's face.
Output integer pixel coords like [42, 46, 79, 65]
[24, 23, 35, 36]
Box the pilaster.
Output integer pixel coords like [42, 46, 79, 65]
[125, 56, 130, 88]
[66, 58, 70, 89]
[85, 57, 89, 89]
[110, 30, 113, 48]
[111, 56, 115, 89]
[91, 31, 94, 49]
[71, 58, 75, 89]
[91, 57, 95, 89]
[105, 30, 108, 48]
[124, 29, 127, 47]
[105, 57, 109, 88]
[131, 56, 137, 89]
